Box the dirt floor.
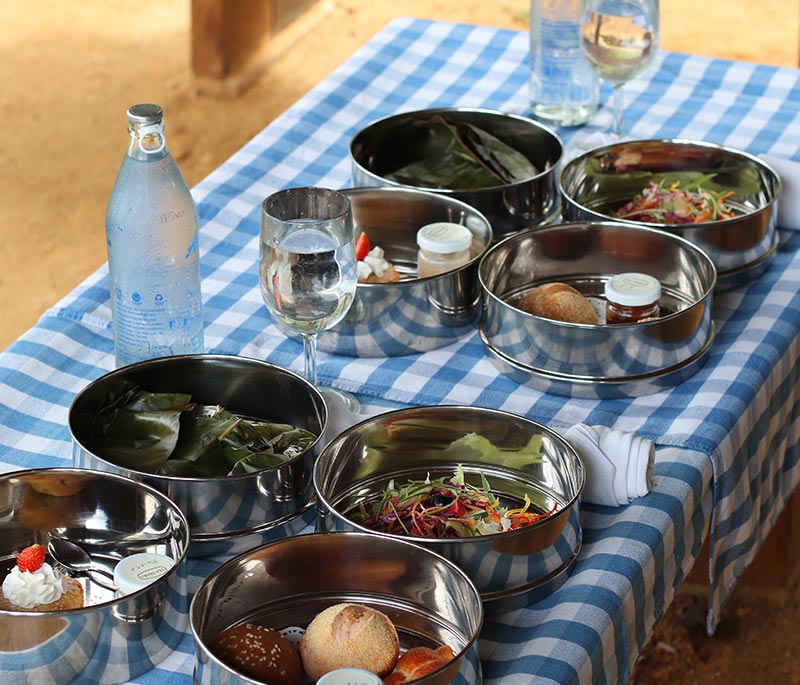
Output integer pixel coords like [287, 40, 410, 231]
[1, 1, 799, 683]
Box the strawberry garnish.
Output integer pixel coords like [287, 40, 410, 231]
[355, 233, 370, 261]
[16, 544, 46, 573]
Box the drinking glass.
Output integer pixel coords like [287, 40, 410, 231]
[260, 187, 357, 386]
[579, 0, 659, 140]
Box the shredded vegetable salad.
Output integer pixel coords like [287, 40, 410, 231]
[612, 177, 736, 224]
[345, 466, 557, 538]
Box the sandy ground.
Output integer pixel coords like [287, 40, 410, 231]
[1, 1, 799, 683]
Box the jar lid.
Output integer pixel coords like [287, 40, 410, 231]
[316, 668, 383, 685]
[416, 222, 473, 254]
[604, 273, 661, 307]
[113, 552, 174, 596]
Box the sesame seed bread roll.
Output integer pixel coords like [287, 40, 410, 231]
[211, 623, 302, 685]
[299, 603, 399, 680]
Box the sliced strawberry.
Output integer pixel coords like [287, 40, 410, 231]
[355, 233, 370, 261]
[16, 544, 46, 572]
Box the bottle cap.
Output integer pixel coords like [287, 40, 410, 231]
[113, 552, 175, 596]
[416, 222, 473, 254]
[316, 668, 384, 685]
[126, 103, 163, 125]
[604, 273, 661, 307]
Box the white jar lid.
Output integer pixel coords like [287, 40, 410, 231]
[113, 552, 175, 595]
[604, 272, 661, 306]
[316, 668, 383, 685]
[416, 222, 473, 254]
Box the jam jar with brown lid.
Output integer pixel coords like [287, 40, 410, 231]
[604, 272, 661, 324]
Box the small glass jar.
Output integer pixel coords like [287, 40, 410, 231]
[416, 222, 473, 278]
[604, 272, 661, 324]
[113, 552, 174, 596]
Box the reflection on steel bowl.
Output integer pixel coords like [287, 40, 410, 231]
[350, 107, 563, 238]
[559, 138, 781, 289]
[281, 187, 493, 357]
[313, 406, 584, 615]
[0, 468, 189, 685]
[191, 532, 483, 685]
[479, 222, 717, 399]
[69, 354, 327, 558]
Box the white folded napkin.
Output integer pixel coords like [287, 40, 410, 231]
[563, 424, 655, 507]
[760, 154, 800, 231]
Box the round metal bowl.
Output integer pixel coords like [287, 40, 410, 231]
[291, 187, 493, 357]
[350, 107, 563, 238]
[0, 468, 189, 685]
[313, 406, 584, 615]
[191, 531, 483, 685]
[478, 221, 717, 398]
[69, 354, 327, 558]
[559, 138, 781, 289]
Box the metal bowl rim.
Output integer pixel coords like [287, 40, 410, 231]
[558, 137, 782, 228]
[0, 466, 190, 616]
[68, 353, 328, 483]
[350, 106, 564, 192]
[341, 185, 495, 285]
[313, 404, 586, 545]
[478, 219, 718, 327]
[188, 530, 485, 635]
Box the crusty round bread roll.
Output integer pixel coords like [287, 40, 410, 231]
[518, 282, 599, 324]
[384, 645, 456, 684]
[299, 603, 399, 680]
[211, 623, 302, 685]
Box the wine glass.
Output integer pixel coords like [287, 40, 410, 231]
[260, 187, 357, 388]
[580, 0, 659, 140]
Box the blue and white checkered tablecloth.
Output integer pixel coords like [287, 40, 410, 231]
[2, 17, 800, 685]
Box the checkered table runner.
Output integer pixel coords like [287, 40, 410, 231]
[2, 17, 800, 685]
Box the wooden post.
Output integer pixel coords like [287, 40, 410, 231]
[190, 0, 320, 96]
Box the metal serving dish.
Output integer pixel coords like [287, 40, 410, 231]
[69, 354, 327, 558]
[559, 138, 781, 289]
[350, 107, 563, 238]
[191, 532, 483, 685]
[314, 406, 584, 615]
[0, 468, 189, 685]
[304, 187, 493, 356]
[479, 221, 717, 398]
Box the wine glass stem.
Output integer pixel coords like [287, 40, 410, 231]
[303, 333, 318, 386]
[611, 84, 625, 139]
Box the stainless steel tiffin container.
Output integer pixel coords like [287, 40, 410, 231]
[313, 406, 585, 615]
[0, 468, 189, 685]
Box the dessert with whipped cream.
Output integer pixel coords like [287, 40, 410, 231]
[355, 234, 401, 284]
[0, 544, 84, 612]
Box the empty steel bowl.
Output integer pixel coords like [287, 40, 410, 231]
[69, 354, 327, 558]
[479, 221, 717, 398]
[313, 406, 584, 614]
[191, 531, 483, 685]
[303, 187, 493, 356]
[559, 138, 781, 289]
[350, 107, 563, 238]
[0, 468, 189, 685]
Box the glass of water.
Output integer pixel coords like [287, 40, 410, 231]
[260, 187, 357, 386]
[579, 0, 659, 139]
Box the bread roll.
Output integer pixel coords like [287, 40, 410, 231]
[384, 645, 456, 684]
[211, 623, 302, 685]
[518, 282, 599, 324]
[299, 603, 399, 680]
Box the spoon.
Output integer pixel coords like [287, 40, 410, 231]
[48, 537, 118, 592]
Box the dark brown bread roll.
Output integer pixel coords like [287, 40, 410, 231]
[211, 623, 303, 685]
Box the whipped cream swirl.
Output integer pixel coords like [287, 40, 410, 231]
[2, 562, 66, 609]
[357, 246, 391, 280]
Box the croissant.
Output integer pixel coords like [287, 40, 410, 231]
[383, 645, 455, 684]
